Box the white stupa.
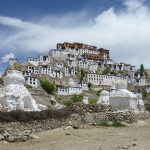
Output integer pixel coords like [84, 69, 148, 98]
[97, 80, 145, 111]
[136, 94, 145, 111]
[97, 90, 109, 105]
[68, 78, 75, 87]
[0, 70, 45, 111]
[109, 80, 138, 111]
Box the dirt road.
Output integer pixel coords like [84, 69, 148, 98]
[1, 119, 150, 150]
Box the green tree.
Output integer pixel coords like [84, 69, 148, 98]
[40, 80, 55, 94]
[80, 68, 84, 81]
[140, 64, 144, 73]
[88, 82, 92, 89]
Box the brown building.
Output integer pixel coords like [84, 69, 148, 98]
[57, 42, 97, 50]
[57, 42, 83, 49]
[82, 53, 104, 62]
[98, 48, 110, 59]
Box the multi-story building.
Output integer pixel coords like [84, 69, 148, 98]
[56, 62, 64, 68]
[82, 54, 104, 62]
[85, 73, 126, 86]
[79, 48, 99, 55]
[27, 57, 39, 66]
[57, 42, 97, 50]
[64, 67, 75, 77]
[27, 55, 50, 66]
[78, 60, 89, 68]
[98, 48, 110, 59]
[134, 72, 145, 86]
[56, 78, 83, 95]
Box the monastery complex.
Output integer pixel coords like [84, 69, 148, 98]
[7, 42, 147, 97]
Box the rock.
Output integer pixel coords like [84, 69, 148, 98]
[23, 136, 29, 141]
[7, 136, 14, 142]
[84, 113, 94, 124]
[14, 135, 26, 142]
[29, 134, 39, 139]
[122, 145, 128, 149]
[24, 129, 32, 136]
[66, 132, 71, 135]
[107, 121, 113, 126]
[64, 126, 73, 130]
[3, 132, 9, 138]
[0, 140, 7, 144]
[0, 134, 4, 140]
[68, 121, 73, 126]
[133, 143, 137, 146]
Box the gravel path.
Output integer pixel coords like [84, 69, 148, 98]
[1, 119, 150, 150]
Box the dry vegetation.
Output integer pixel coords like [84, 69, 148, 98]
[0, 106, 81, 122]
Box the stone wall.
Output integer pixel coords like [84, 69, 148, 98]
[0, 110, 149, 142]
[0, 103, 149, 142]
[71, 103, 111, 113]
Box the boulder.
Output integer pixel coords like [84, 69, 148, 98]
[0, 134, 4, 141]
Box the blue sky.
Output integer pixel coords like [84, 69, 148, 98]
[0, 0, 150, 76]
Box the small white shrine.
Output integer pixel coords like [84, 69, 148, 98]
[98, 80, 145, 111]
[0, 70, 46, 111]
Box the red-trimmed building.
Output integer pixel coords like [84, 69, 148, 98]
[98, 48, 110, 59]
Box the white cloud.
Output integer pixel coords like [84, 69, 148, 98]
[1, 53, 15, 63]
[0, 0, 150, 68]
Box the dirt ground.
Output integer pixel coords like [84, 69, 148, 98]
[1, 119, 150, 150]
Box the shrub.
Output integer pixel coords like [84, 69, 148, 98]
[142, 90, 147, 97]
[71, 94, 83, 103]
[112, 121, 126, 128]
[97, 89, 103, 95]
[52, 91, 56, 96]
[63, 100, 73, 107]
[144, 70, 148, 77]
[89, 99, 98, 104]
[103, 67, 110, 75]
[40, 80, 55, 94]
[0, 106, 79, 122]
[119, 70, 123, 73]
[99, 122, 111, 127]
[88, 82, 92, 89]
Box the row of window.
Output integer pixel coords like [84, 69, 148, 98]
[88, 74, 120, 79]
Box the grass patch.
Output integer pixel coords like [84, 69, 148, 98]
[99, 122, 111, 127]
[63, 94, 83, 107]
[89, 99, 98, 104]
[71, 94, 83, 103]
[63, 100, 73, 107]
[112, 121, 126, 127]
[99, 121, 126, 128]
